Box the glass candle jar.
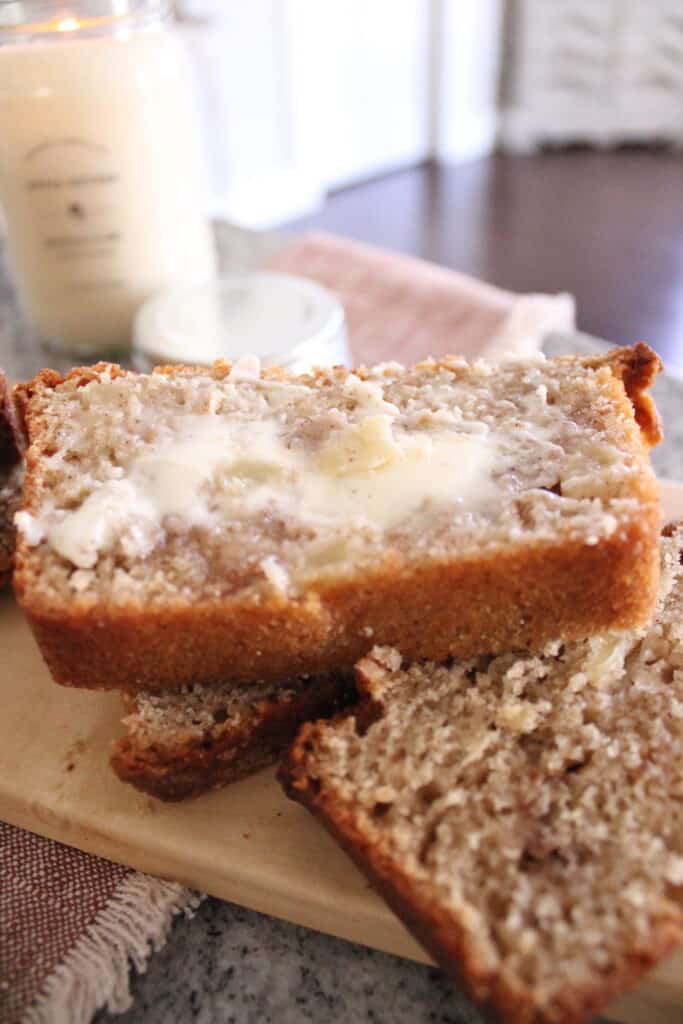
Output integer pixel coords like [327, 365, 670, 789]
[0, 0, 217, 356]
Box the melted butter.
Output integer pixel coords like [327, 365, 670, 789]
[36, 410, 501, 569]
[47, 480, 144, 568]
[342, 372, 400, 416]
[316, 415, 403, 475]
[303, 420, 497, 529]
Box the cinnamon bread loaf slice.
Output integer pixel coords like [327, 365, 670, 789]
[15, 345, 661, 693]
[0, 370, 24, 588]
[111, 672, 354, 801]
[281, 526, 683, 1024]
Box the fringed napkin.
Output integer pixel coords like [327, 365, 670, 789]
[2, 229, 574, 1024]
[0, 823, 201, 1023]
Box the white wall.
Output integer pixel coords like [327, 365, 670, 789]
[177, 0, 504, 228]
[434, 0, 504, 163]
[179, 1, 325, 227]
[283, 0, 431, 190]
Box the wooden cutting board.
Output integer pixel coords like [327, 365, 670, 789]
[2, 479, 683, 1024]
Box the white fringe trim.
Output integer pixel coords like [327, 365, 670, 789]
[23, 873, 204, 1024]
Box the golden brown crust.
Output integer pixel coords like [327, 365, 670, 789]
[14, 347, 662, 692]
[111, 673, 355, 801]
[16, 508, 661, 692]
[279, 641, 683, 1024]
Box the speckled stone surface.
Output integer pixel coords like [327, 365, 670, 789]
[95, 899, 488, 1024]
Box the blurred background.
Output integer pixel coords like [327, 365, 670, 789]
[177, 0, 683, 368]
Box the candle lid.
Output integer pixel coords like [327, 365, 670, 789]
[132, 272, 350, 373]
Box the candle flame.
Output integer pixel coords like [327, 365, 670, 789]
[56, 17, 81, 32]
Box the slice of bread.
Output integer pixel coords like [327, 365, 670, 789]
[281, 526, 683, 1024]
[0, 371, 24, 588]
[14, 345, 661, 693]
[111, 672, 354, 801]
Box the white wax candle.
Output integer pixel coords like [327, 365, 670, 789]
[0, 10, 216, 354]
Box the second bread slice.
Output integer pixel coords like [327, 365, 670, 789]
[281, 526, 683, 1024]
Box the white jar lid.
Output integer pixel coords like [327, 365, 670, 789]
[132, 272, 350, 373]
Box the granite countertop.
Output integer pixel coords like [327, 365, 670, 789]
[2, 237, 682, 1023]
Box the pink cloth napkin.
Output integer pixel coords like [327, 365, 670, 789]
[268, 231, 573, 366]
[2, 230, 573, 1024]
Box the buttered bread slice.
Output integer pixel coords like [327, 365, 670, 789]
[15, 345, 661, 693]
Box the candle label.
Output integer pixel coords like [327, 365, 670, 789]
[22, 138, 125, 292]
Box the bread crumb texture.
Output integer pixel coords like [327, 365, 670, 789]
[284, 526, 683, 1024]
[125, 677, 328, 749]
[15, 347, 659, 609]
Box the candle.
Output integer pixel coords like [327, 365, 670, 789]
[0, 1, 216, 355]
